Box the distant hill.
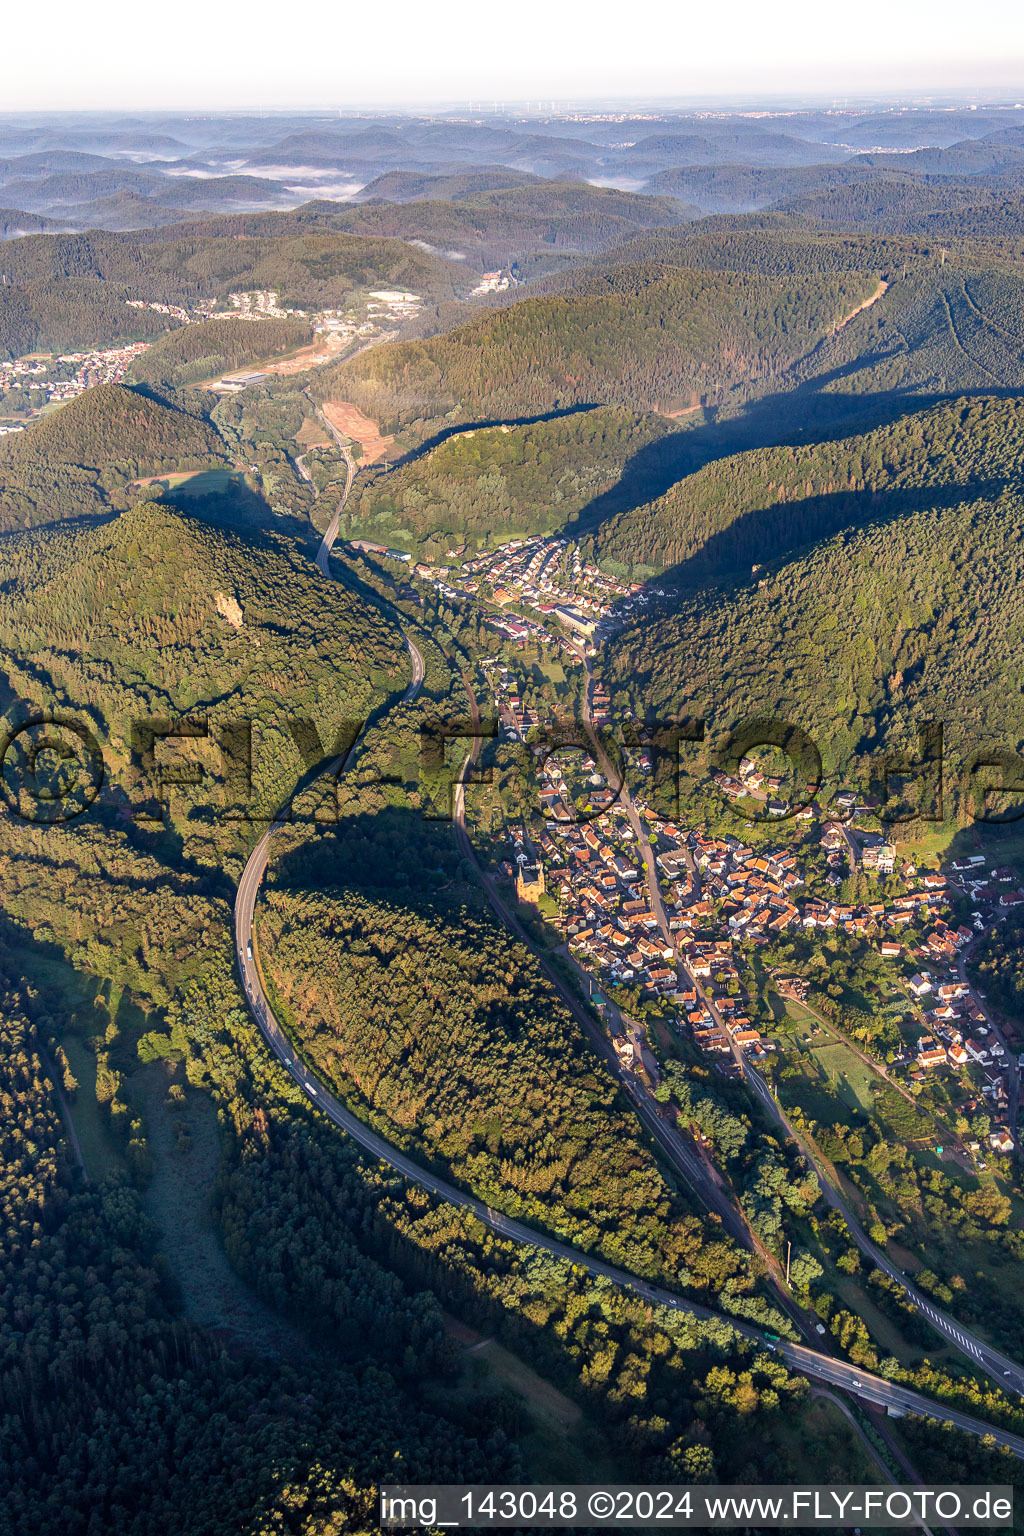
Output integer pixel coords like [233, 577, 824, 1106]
[616, 130, 852, 175]
[853, 134, 1024, 178]
[150, 187, 698, 270]
[0, 383, 228, 531]
[790, 108, 1024, 149]
[355, 168, 544, 202]
[644, 163, 879, 213]
[0, 206, 70, 239]
[0, 150, 118, 177]
[0, 228, 466, 354]
[0, 167, 294, 217]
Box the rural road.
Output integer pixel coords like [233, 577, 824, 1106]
[579, 653, 1024, 1401]
[743, 1048, 1024, 1396]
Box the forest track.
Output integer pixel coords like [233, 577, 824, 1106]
[939, 290, 1006, 387]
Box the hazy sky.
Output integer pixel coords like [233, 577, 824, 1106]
[6, 0, 1024, 111]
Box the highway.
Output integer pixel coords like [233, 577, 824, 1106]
[230, 458, 1024, 1462]
[233, 840, 1024, 1456]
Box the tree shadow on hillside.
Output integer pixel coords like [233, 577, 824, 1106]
[562, 382, 1024, 563]
[271, 801, 467, 895]
[160, 471, 301, 538]
[650, 477, 1019, 596]
[386, 403, 606, 469]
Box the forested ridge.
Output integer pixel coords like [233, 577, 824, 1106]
[344, 405, 675, 549]
[321, 231, 1024, 452]
[0, 229, 465, 356]
[0, 383, 227, 530]
[260, 882, 748, 1291]
[325, 261, 879, 432]
[589, 392, 1024, 573]
[130, 316, 313, 388]
[608, 485, 1024, 788]
[0, 499, 404, 819]
[6, 113, 1024, 1523]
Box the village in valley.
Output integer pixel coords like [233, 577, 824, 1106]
[0, 283, 441, 428]
[469, 641, 1024, 1171]
[5, 262, 1021, 1175]
[411, 532, 653, 645]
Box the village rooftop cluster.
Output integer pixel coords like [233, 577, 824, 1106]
[481, 658, 1021, 1162]
[1, 286, 434, 425]
[413, 534, 648, 647]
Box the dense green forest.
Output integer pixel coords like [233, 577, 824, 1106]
[130, 316, 312, 388]
[608, 483, 1024, 794]
[343, 406, 676, 549]
[0, 229, 465, 355]
[323, 261, 880, 433]
[0, 941, 527, 1536]
[0, 276, 173, 359]
[0, 384, 228, 530]
[260, 881, 748, 1291]
[588, 392, 1024, 573]
[0, 500, 404, 822]
[6, 113, 1024, 1521]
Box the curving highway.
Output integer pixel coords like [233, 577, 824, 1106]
[231, 447, 1024, 1461]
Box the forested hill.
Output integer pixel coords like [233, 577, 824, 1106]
[259, 877, 746, 1290]
[322, 261, 881, 435]
[599, 222, 932, 277]
[0, 501, 404, 817]
[554, 232, 1024, 454]
[607, 482, 1024, 792]
[0, 383, 228, 531]
[0, 228, 466, 356]
[326, 230, 1024, 446]
[588, 393, 1024, 575]
[343, 406, 676, 551]
[0, 206, 69, 237]
[130, 316, 312, 389]
[145, 185, 699, 271]
[0, 274, 174, 360]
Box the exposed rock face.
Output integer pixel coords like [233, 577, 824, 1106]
[214, 590, 243, 629]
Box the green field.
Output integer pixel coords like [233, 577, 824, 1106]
[809, 1041, 878, 1113]
[159, 467, 242, 498]
[60, 1034, 125, 1182]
